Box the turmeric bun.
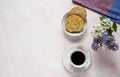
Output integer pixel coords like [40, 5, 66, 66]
[65, 15, 84, 33]
[69, 6, 87, 21]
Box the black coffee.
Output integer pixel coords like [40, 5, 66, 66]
[71, 51, 85, 65]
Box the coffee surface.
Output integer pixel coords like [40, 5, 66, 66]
[71, 51, 85, 65]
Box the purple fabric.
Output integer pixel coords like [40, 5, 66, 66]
[72, 0, 114, 15]
[72, 0, 120, 24]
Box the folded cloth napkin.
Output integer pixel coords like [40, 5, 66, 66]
[72, 0, 120, 24]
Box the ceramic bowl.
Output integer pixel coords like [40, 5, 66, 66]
[62, 13, 87, 41]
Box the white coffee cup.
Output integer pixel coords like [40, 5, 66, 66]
[62, 43, 91, 73]
[69, 48, 91, 72]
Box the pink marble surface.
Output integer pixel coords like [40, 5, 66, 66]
[0, 0, 120, 77]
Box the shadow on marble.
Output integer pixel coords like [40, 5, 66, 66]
[94, 46, 120, 76]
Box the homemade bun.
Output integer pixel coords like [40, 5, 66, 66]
[69, 6, 87, 21]
[65, 15, 84, 33]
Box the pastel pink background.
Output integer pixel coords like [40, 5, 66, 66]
[0, 0, 120, 77]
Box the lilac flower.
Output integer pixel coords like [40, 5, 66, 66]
[92, 34, 119, 51]
[102, 33, 115, 44]
[92, 37, 102, 51]
[107, 42, 119, 51]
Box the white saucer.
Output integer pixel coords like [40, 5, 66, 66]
[62, 43, 91, 73]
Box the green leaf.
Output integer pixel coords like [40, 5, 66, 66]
[95, 30, 98, 32]
[100, 16, 105, 21]
[107, 28, 113, 36]
[112, 22, 117, 32]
